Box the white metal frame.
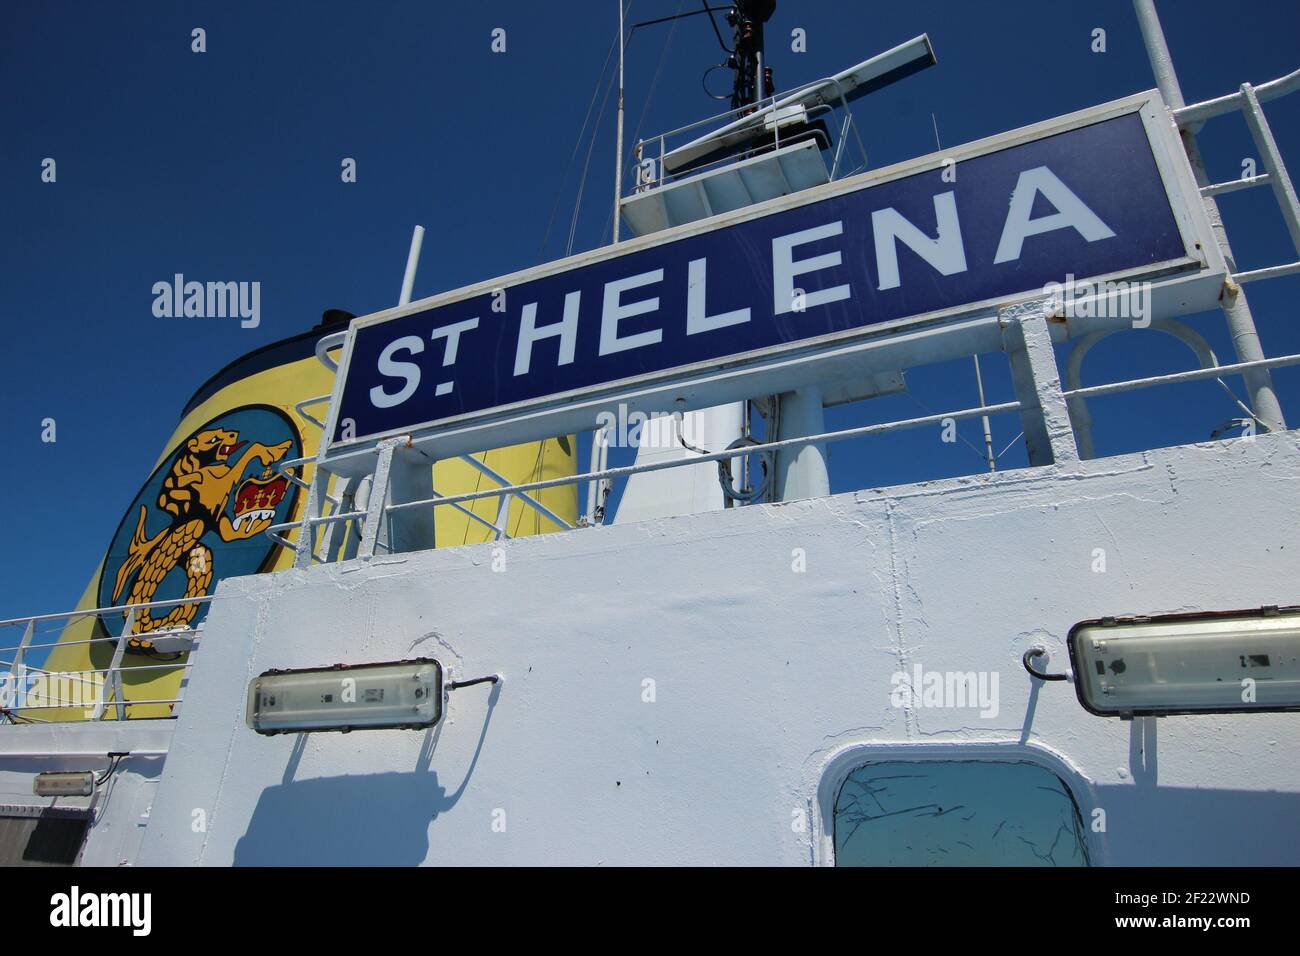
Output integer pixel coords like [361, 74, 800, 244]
[319, 89, 1224, 472]
[808, 739, 1105, 867]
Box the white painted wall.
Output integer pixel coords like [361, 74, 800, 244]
[0, 722, 171, 866]
[134, 431, 1300, 866]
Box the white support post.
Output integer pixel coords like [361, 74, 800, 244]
[774, 386, 831, 501]
[6, 620, 34, 713]
[12, 619, 34, 674]
[972, 354, 997, 472]
[293, 466, 332, 570]
[336, 226, 433, 563]
[358, 438, 402, 559]
[387, 445, 439, 554]
[492, 492, 514, 541]
[399, 225, 425, 306]
[319, 474, 362, 563]
[1000, 301, 1078, 468]
[585, 424, 611, 524]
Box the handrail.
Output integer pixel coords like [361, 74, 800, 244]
[314, 331, 347, 373]
[256, 399, 1022, 542]
[269, 345, 1300, 539]
[388, 401, 1023, 514]
[0, 595, 211, 724]
[0, 660, 191, 677]
[0, 594, 214, 630]
[294, 394, 332, 430]
[636, 102, 838, 189]
[634, 72, 869, 192]
[633, 73, 842, 150]
[1064, 351, 1300, 400]
[1173, 66, 1300, 126]
[13, 699, 183, 711]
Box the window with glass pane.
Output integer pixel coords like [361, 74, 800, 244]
[834, 759, 1090, 866]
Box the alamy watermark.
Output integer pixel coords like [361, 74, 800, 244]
[50, 886, 151, 936]
[152, 273, 260, 328]
[1, 665, 105, 717]
[1043, 273, 1151, 328]
[595, 404, 704, 449]
[890, 663, 1000, 718]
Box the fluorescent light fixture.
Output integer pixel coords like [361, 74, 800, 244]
[246, 659, 443, 735]
[34, 771, 96, 797]
[1068, 607, 1300, 717]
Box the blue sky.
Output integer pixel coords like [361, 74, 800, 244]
[2, 0, 1298, 620]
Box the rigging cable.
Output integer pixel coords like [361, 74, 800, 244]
[630, 0, 688, 151]
[538, 27, 620, 258]
[602, 0, 687, 245]
[700, 0, 732, 53]
[568, 60, 621, 255]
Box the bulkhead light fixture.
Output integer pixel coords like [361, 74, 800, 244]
[1068, 606, 1300, 717]
[34, 771, 96, 797]
[246, 659, 443, 735]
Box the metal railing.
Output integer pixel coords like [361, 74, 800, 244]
[632, 70, 871, 191]
[0, 595, 207, 724]
[267, 395, 576, 566]
[1179, 73, 1300, 286]
[259, 342, 1300, 572]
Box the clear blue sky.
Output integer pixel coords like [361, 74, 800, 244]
[2, 0, 1298, 620]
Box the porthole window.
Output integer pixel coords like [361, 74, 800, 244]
[834, 759, 1090, 866]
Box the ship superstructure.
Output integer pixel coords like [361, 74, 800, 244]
[1, 0, 1299, 867]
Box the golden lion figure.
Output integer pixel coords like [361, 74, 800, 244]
[111, 428, 292, 651]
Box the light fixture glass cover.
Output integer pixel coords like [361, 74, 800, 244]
[34, 771, 96, 797]
[1068, 607, 1300, 717]
[246, 659, 443, 735]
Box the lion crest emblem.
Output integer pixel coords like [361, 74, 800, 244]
[98, 407, 302, 653]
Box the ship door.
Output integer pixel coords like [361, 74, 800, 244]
[832, 759, 1090, 866]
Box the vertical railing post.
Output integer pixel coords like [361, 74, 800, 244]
[12, 619, 34, 675]
[3, 620, 35, 714]
[493, 492, 514, 541]
[319, 474, 361, 563]
[93, 608, 133, 721]
[387, 443, 438, 554]
[294, 463, 331, 570]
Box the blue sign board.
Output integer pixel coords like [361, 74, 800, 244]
[334, 110, 1191, 445]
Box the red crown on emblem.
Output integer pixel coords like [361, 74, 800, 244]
[232, 470, 289, 532]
